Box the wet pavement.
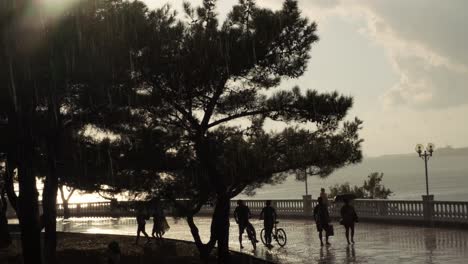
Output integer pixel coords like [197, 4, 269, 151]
[52, 217, 468, 264]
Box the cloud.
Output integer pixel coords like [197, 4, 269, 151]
[145, 0, 468, 109]
[296, 0, 468, 109]
[382, 54, 468, 108]
[361, 0, 468, 71]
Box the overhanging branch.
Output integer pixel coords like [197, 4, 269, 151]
[168, 101, 200, 130]
[208, 109, 267, 128]
[200, 79, 228, 130]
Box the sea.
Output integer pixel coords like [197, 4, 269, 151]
[237, 152, 468, 201]
[61, 150, 468, 203]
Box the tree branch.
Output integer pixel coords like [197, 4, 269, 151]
[200, 80, 228, 130]
[97, 190, 116, 201]
[59, 185, 66, 204]
[168, 101, 200, 130]
[66, 188, 75, 201]
[208, 109, 267, 128]
[228, 183, 247, 198]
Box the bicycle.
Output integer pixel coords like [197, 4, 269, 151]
[260, 221, 287, 247]
[245, 222, 257, 250]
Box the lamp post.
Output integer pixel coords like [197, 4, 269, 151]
[416, 143, 435, 226]
[415, 143, 435, 196]
[300, 168, 313, 217]
[303, 168, 309, 196]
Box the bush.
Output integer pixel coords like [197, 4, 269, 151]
[329, 172, 392, 199]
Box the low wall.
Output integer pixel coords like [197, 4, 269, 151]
[228, 197, 468, 227]
[6, 197, 468, 227]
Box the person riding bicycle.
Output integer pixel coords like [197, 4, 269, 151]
[234, 200, 257, 249]
[260, 200, 277, 247]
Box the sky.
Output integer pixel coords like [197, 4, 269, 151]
[141, 0, 468, 157]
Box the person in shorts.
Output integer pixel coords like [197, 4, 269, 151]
[313, 197, 331, 246]
[234, 200, 257, 249]
[260, 200, 277, 247]
[340, 199, 358, 244]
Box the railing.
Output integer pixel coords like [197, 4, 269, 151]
[165, 198, 468, 226]
[433, 201, 468, 222]
[56, 201, 138, 218]
[347, 199, 425, 220]
[227, 199, 304, 217]
[57, 202, 113, 217]
[6, 198, 468, 226]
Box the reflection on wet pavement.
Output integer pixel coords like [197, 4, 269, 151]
[56, 218, 468, 263]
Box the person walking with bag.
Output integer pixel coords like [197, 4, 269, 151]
[313, 197, 332, 246]
[152, 200, 170, 239]
[340, 199, 358, 244]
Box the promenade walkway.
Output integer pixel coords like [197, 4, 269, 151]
[52, 217, 468, 264]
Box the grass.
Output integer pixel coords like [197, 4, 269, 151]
[1, 232, 271, 264]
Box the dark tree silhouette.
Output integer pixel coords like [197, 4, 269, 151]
[329, 182, 365, 199]
[329, 172, 392, 199]
[1, 0, 150, 262]
[87, 1, 364, 262]
[1, 1, 50, 261]
[1, 1, 363, 263]
[58, 185, 75, 219]
[0, 160, 12, 248]
[363, 172, 392, 199]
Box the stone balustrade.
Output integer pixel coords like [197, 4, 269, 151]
[6, 197, 468, 227]
[433, 201, 468, 222]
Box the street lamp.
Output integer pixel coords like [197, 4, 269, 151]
[415, 143, 435, 196]
[299, 168, 307, 195]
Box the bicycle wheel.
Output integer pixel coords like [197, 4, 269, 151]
[251, 236, 257, 250]
[247, 228, 257, 250]
[260, 228, 267, 246]
[276, 228, 287, 247]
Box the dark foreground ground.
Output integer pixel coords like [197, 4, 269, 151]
[52, 217, 468, 264]
[0, 232, 270, 264]
[4, 218, 468, 263]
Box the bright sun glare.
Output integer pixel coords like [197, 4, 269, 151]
[18, 0, 82, 30]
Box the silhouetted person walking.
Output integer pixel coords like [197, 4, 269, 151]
[135, 208, 150, 245]
[314, 197, 331, 246]
[260, 200, 277, 247]
[341, 199, 358, 244]
[320, 188, 329, 206]
[234, 200, 257, 249]
[152, 201, 170, 239]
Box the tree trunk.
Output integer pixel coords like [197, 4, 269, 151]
[213, 193, 231, 263]
[59, 186, 72, 220]
[193, 139, 233, 262]
[17, 143, 42, 264]
[63, 201, 70, 219]
[186, 193, 231, 263]
[6, 109, 19, 214]
[0, 191, 12, 248]
[43, 97, 62, 264]
[16, 108, 42, 264]
[5, 154, 18, 213]
[186, 215, 216, 260]
[43, 146, 59, 264]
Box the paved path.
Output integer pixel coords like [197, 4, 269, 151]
[54, 217, 468, 264]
